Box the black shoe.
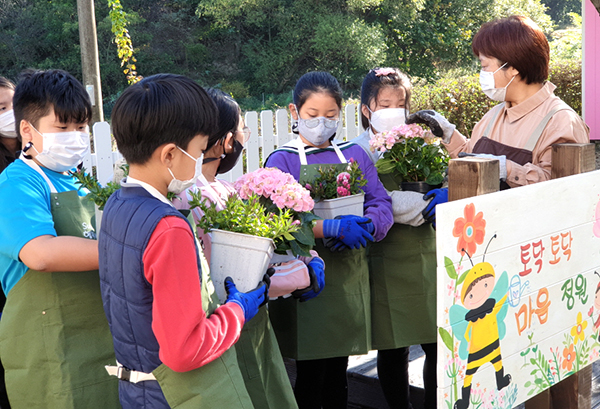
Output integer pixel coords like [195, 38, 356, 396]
[454, 386, 471, 409]
[496, 368, 511, 391]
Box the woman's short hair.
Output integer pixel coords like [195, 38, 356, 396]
[472, 15, 549, 84]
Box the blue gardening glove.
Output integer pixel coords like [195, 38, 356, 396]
[292, 257, 325, 302]
[458, 152, 507, 181]
[322, 215, 374, 250]
[406, 110, 456, 143]
[224, 275, 269, 322]
[422, 188, 448, 228]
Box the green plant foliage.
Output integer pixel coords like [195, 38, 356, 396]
[550, 13, 582, 62]
[307, 160, 367, 201]
[374, 133, 449, 185]
[190, 191, 312, 255]
[70, 167, 125, 210]
[108, 0, 141, 84]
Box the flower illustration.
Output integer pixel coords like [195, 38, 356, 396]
[590, 348, 599, 363]
[571, 311, 587, 344]
[562, 344, 576, 371]
[452, 203, 486, 256]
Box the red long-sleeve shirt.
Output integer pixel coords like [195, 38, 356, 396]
[142, 216, 245, 373]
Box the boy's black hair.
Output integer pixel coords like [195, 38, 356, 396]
[13, 69, 92, 137]
[111, 74, 218, 164]
[0, 76, 15, 91]
[205, 88, 241, 151]
[293, 71, 343, 111]
[360, 67, 412, 130]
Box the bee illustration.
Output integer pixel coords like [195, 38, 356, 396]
[450, 235, 511, 409]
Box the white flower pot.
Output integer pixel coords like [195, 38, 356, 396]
[210, 229, 275, 303]
[270, 250, 296, 264]
[312, 193, 365, 219]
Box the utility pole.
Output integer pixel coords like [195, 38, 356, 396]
[77, 0, 104, 124]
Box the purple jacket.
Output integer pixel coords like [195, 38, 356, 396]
[265, 140, 393, 241]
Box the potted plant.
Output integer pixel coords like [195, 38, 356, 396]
[370, 123, 449, 193]
[191, 167, 318, 301]
[305, 158, 367, 219]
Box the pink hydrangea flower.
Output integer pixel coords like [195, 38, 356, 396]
[234, 168, 313, 212]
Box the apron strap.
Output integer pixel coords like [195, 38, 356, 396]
[523, 106, 574, 151]
[330, 140, 348, 164]
[482, 103, 505, 138]
[297, 139, 347, 165]
[19, 153, 58, 193]
[298, 142, 309, 166]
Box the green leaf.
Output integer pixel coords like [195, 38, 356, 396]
[375, 158, 396, 174]
[444, 256, 457, 280]
[439, 327, 453, 351]
[456, 269, 470, 285]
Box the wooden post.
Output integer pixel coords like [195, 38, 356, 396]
[526, 142, 595, 409]
[448, 157, 500, 201]
[77, 0, 104, 124]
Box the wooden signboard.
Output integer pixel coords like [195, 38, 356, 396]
[436, 169, 600, 409]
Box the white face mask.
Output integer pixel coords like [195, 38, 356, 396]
[479, 63, 516, 102]
[28, 123, 90, 172]
[0, 110, 17, 138]
[167, 146, 203, 194]
[368, 107, 408, 134]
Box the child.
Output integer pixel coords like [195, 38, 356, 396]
[0, 69, 119, 408]
[0, 76, 18, 173]
[174, 88, 325, 409]
[265, 71, 394, 408]
[0, 75, 15, 409]
[353, 67, 444, 409]
[99, 73, 268, 408]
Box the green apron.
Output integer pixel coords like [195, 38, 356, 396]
[269, 141, 371, 360]
[0, 159, 119, 408]
[369, 223, 437, 350]
[152, 210, 254, 409]
[234, 306, 298, 409]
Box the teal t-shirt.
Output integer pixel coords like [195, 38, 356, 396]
[0, 160, 87, 295]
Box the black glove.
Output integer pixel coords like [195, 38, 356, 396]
[406, 110, 456, 143]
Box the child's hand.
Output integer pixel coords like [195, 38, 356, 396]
[224, 276, 269, 322]
[292, 257, 325, 302]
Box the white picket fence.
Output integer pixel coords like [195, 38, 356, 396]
[83, 104, 365, 185]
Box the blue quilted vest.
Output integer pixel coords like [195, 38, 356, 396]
[99, 185, 200, 408]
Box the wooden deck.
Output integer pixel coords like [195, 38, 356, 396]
[285, 345, 600, 409]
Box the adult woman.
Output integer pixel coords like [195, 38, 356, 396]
[265, 71, 393, 409]
[174, 89, 324, 409]
[408, 15, 589, 189]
